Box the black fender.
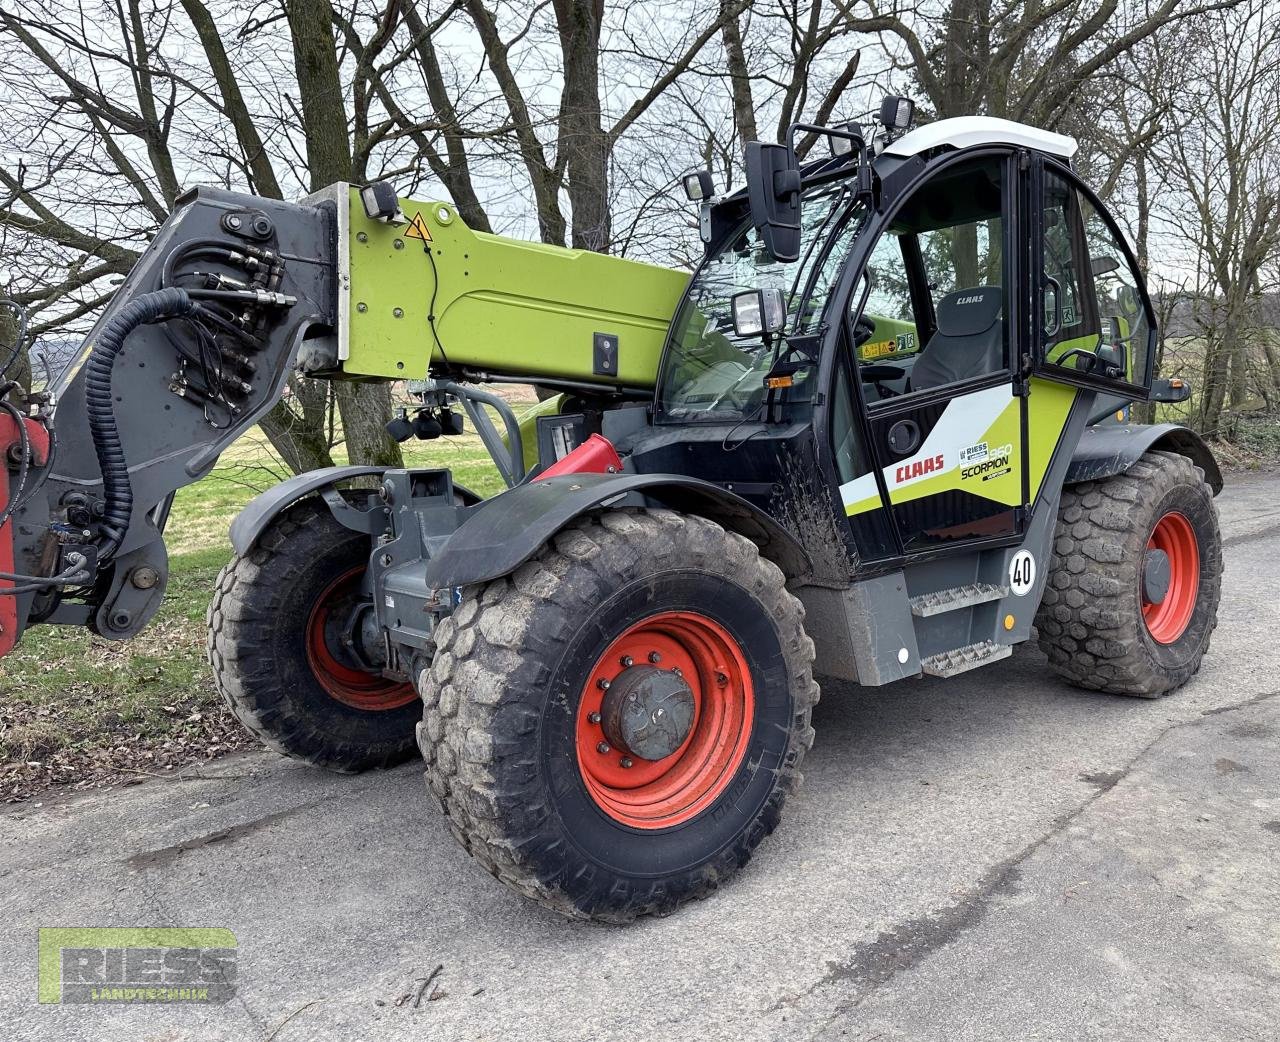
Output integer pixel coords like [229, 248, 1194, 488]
[229, 465, 480, 554]
[1067, 423, 1223, 495]
[420, 472, 814, 590]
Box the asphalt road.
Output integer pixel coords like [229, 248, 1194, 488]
[3, 470, 1279, 1042]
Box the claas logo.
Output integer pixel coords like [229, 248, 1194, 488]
[894, 453, 945, 484]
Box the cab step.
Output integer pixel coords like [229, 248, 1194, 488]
[920, 640, 1013, 678]
[910, 582, 1009, 618]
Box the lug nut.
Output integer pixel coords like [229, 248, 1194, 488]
[620, 655, 633, 668]
[620, 758, 633, 769]
[597, 678, 610, 690]
[648, 651, 661, 663]
[597, 742, 610, 755]
[673, 667, 683, 677]
[716, 671, 728, 686]
[588, 712, 601, 724]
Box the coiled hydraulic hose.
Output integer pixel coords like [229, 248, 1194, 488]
[84, 287, 198, 557]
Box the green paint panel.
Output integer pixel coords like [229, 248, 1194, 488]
[343, 190, 689, 385]
[1026, 376, 1078, 498]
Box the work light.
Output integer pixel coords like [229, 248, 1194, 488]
[682, 169, 714, 202]
[879, 95, 915, 132]
[731, 287, 786, 338]
[360, 180, 401, 222]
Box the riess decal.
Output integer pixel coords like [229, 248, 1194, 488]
[960, 442, 1013, 482]
[894, 453, 945, 484]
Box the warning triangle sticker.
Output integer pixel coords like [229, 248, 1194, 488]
[404, 211, 433, 242]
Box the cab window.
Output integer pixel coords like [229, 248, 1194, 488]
[1041, 169, 1152, 388]
[854, 155, 1010, 402]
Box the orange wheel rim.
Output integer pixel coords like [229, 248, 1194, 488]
[1143, 511, 1199, 644]
[575, 611, 754, 829]
[305, 566, 417, 711]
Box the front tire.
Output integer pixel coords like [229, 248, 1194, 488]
[207, 498, 420, 772]
[1035, 450, 1222, 697]
[417, 509, 818, 922]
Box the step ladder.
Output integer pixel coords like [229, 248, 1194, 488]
[909, 581, 1008, 618]
[920, 640, 1013, 678]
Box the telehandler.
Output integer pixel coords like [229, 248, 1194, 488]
[0, 98, 1222, 920]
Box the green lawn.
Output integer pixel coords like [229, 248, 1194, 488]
[0, 411, 514, 802]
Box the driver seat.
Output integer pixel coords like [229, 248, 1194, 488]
[911, 286, 1004, 391]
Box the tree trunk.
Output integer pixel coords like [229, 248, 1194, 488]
[721, 1, 757, 149]
[286, 0, 403, 470]
[257, 399, 336, 473]
[333, 382, 403, 466]
[555, 0, 611, 252]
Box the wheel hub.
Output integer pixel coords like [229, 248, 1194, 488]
[574, 610, 755, 829]
[1141, 547, 1171, 605]
[1142, 511, 1200, 644]
[600, 665, 695, 761]
[305, 566, 416, 711]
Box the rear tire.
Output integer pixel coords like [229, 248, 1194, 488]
[207, 498, 420, 772]
[417, 509, 818, 922]
[1035, 450, 1222, 697]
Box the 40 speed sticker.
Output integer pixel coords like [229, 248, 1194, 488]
[1009, 550, 1036, 597]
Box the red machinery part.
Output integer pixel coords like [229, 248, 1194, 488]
[537, 433, 623, 480]
[0, 412, 51, 658]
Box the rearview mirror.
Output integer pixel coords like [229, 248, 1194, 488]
[1151, 377, 1191, 403]
[744, 142, 802, 262]
[731, 288, 786, 338]
[1091, 254, 1121, 277]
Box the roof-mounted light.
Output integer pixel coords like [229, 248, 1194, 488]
[878, 96, 915, 133]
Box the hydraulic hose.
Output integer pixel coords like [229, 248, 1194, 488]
[83, 287, 198, 556]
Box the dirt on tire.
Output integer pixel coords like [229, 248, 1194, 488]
[207, 497, 420, 772]
[1035, 449, 1222, 697]
[416, 508, 819, 922]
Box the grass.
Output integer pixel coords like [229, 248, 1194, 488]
[0, 396, 521, 802]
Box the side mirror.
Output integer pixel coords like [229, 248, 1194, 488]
[1091, 254, 1121, 277]
[745, 142, 802, 262]
[1151, 377, 1191, 403]
[682, 169, 714, 201]
[731, 288, 786, 338]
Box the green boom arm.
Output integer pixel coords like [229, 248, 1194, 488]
[339, 188, 690, 388]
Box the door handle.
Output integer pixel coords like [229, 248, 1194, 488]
[1043, 274, 1063, 339]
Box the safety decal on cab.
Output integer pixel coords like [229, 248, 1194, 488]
[958, 441, 1013, 483]
[861, 331, 916, 360]
[1009, 550, 1036, 596]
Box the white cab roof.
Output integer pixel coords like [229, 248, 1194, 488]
[882, 116, 1078, 160]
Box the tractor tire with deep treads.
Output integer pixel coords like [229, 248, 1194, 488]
[207, 497, 420, 772]
[416, 509, 819, 922]
[1035, 450, 1222, 698]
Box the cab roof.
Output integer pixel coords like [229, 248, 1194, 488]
[882, 116, 1078, 161]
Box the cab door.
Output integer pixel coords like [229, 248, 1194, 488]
[839, 150, 1030, 558]
[1031, 157, 1157, 397]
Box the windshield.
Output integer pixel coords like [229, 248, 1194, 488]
[656, 183, 866, 422]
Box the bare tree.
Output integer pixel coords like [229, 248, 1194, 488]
[1154, 1, 1280, 434]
